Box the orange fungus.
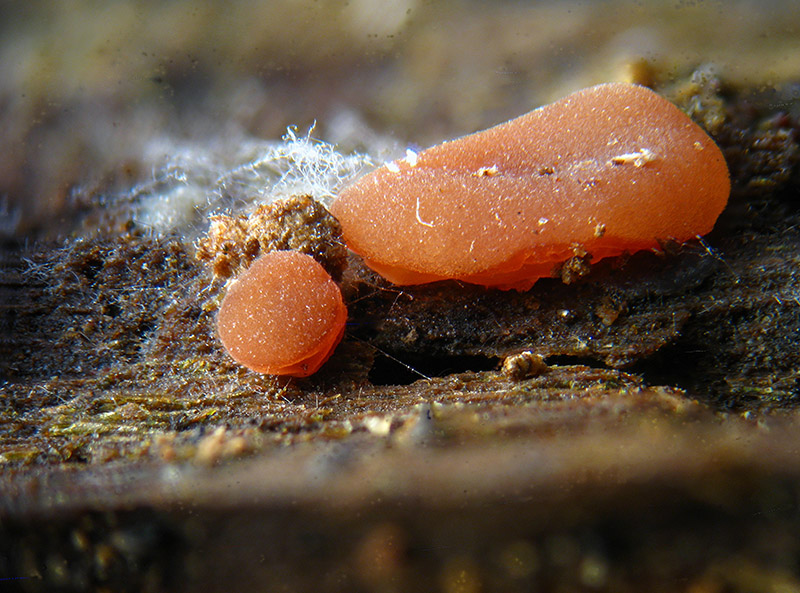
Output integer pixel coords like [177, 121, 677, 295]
[330, 82, 730, 290]
[217, 250, 347, 377]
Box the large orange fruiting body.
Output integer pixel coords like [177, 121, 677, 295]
[217, 251, 347, 377]
[331, 82, 730, 290]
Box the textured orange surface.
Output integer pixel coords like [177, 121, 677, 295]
[217, 251, 347, 376]
[332, 83, 730, 290]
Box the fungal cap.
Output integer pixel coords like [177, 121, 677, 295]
[217, 251, 347, 377]
[331, 82, 730, 290]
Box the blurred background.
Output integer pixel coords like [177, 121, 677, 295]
[2, 0, 799, 237]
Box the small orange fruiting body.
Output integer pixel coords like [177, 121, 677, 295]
[217, 251, 347, 376]
[331, 82, 730, 290]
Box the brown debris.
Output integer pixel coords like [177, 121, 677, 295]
[555, 243, 592, 285]
[195, 194, 347, 280]
[502, 351, 549, 380]
[594, 296, 627, 327]
[194, 214, 249, 279]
